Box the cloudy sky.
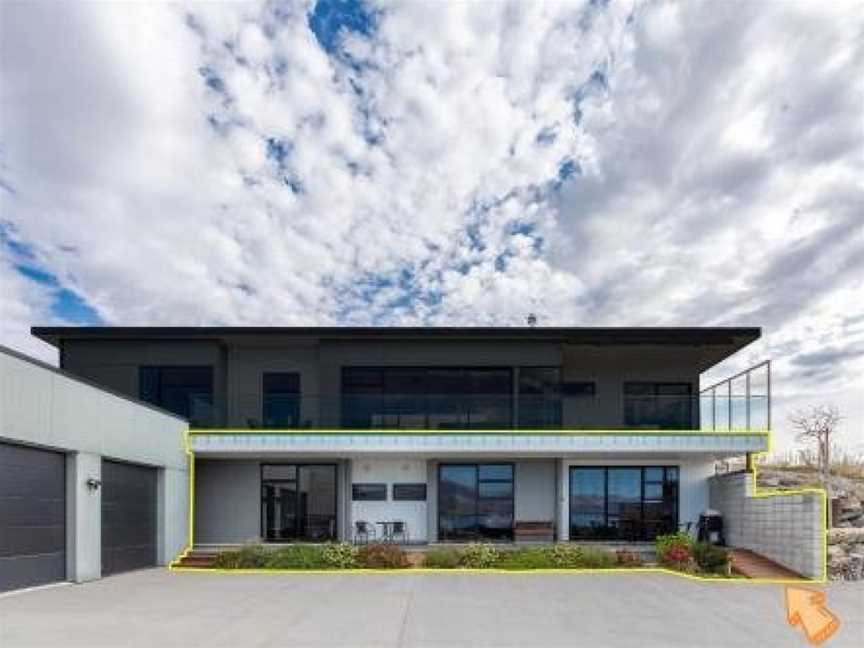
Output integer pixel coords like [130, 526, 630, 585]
[1, 0, 862, 452]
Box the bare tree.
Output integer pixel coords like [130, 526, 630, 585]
[788, 404, 841, 525]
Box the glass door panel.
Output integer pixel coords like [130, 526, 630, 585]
[569, 468, 606, 539]
[261, 464, 337, 542]
[438, 465, 478, 541]
[607, 468, 641, 540]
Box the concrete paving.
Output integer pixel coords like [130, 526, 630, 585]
[0, 569, 862, 647]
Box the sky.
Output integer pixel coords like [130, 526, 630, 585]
[0, 0, 862, 454]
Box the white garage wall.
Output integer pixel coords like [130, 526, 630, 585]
[351, 457, 428, 542]
[0, 346, 189, 582]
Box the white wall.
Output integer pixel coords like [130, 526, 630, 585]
[0, 347, 189, 582]
[351, 457, 428, 542]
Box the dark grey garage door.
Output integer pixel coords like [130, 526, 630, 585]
[101, 460, 157, 576]
[0, 442, 66, 592]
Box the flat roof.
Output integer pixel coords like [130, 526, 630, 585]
[32, 325, 759, 346]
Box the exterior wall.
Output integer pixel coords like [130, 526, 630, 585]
[561, 344, 702, 428]
[62, 339, 227, 425]
[0, 347, 189, 583]
[60, 337, 706, 429]
[193, 460, 261, 544]
[351, 457, 428, 543]
[709, 472, 823, 579]
[226, 342, 320, 428]
[514, 460, 556, 522]
[193, 458, 352, 544]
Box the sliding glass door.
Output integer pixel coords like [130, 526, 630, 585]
[438, 464, 514, 541]
[569, 466, 678, 541]
[261, 464, 337, 541]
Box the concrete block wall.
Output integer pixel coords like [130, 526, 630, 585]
[709, 472, 823, 579]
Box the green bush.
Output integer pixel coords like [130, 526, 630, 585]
[693, 542, 730, 574]
[264, 544, 329, 569]
[548, 543, 584, 568]
[577, 546, 617, 568]
[358, 542, 410, 568]
[496, 547, 554, 569]
[322, 542, 359, 569]
[459, 543, 500, 568]
[422, 548, 461, 569]
[213, 544, 268, 569]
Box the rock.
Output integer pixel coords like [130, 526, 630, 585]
[853, 517, 864, 528]
[848, 554, 864, 580]
[828, 528, 864, 544]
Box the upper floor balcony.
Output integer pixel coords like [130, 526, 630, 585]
[183, 361, 770, 432]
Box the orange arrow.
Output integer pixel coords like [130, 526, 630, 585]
[786, 587, 840, 646]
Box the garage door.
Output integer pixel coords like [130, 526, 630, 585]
[0, 442, 66, 592]
[101, 460, 157, 576]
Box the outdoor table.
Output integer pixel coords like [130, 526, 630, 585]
[376, 521, 396, 542]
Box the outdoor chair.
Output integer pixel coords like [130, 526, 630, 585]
[390, 520, 409, 544]
[354, 520, 376, 544]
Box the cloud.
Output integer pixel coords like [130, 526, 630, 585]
[0, 0, 861, 450]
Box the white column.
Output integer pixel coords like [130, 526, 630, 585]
[66, 452, 101, 583]
[556, 458, 569, 542]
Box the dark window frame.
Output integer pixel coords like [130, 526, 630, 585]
[352, 483, 388, 501]
[138, 365, 214, 426]
[341, 366, 514, 429]
[623, 382, 693, 429]
[437, 462, 515, 542]
[260, 463, 339, 542]
[261, 371, 301, 429]
[568, 465, 679, 541]
[392, 483, 427, 501]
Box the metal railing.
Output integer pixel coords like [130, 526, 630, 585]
[699, 360, 771, 432]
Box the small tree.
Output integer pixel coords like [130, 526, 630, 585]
[788, 404, 841, 525]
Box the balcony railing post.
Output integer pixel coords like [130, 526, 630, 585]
[746, 371, 751, 430]
[727, 381, 732, 431]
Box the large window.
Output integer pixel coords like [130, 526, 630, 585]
[569, 466, 678, 541]
[518, 367, 561, 427]
[262, 372, 300, 428]
[139, 366, 213, 426]
[261, 464, 337, 542]
[624, 382, 693, 429]
[438, 464, 514, 542]
[342, 367, 513, 428]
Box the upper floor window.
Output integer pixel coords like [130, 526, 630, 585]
[518, 367, 561, 428]
[139, 366, 213, 426]
[624, 382, 692, 429]
[342, 367, 512, 429]
[262, 372, 301, 428]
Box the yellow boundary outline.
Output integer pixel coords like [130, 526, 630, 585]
[169, 428, 827, 585]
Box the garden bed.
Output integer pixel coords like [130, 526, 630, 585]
[207, 534, 734, 577]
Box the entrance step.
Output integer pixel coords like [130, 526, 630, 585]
[730, 549, 805, 580]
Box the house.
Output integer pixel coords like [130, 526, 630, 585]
[29, 326, 774, 551]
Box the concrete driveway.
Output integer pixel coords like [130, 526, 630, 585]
[1, 569, 862, 648]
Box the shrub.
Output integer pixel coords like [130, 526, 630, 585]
[214, 544, 267, 569]
[577, 546, 617, 568]
[459, 543, 500, 568]
[615, 548, 643, 567]
[548, 543, 584, 568]
[358, 542, 410, 568]
[655, 532, 694, 570]
[322, 542, 359, 569]
[693, 542, 730, 574]
[423, 548, 461, 569]
[264, 544, 328, 569]
[496, 547, 553, 569]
